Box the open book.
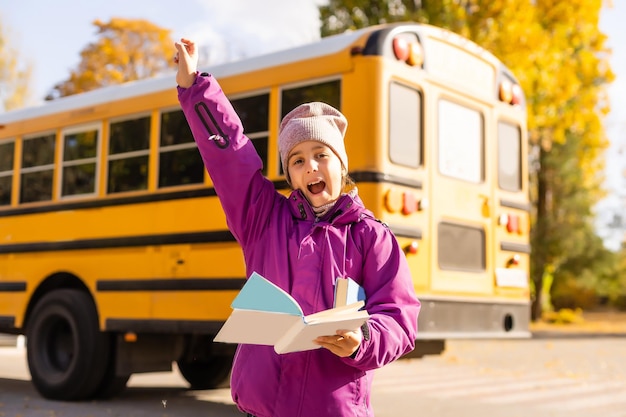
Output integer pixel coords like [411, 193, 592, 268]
[214, 272, 369, 354]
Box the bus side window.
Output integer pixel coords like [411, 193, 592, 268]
[108, 115, 150, 194]
[231, 93, 270, 176]
[0, 140, 14, 205]
[279, 80, 341, 175]
[20, 133, 55, 204]
[497, 121, 522, 192]
[389, 82, 422, 168]
[159, 109, 204, 188]
[61, 126, 100, 198]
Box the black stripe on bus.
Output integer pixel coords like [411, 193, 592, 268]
[0, 282, 27, 292]
[351, 171, 423, 189]
[500, 199, 532, 212]
[0, 187, 218, 217]
[97, 278, 246, 292]
[387, 224, 423, 240]
[0, 170, 419, 219]
[0, 316, 16, 328]
[0, 230, 236, 254]
[500, 242, 531, 254]
[105, 318, 224, 334]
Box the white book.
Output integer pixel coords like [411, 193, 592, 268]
[214, 272, 369, 354]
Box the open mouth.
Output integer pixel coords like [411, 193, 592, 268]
[307, 180, 326, 195]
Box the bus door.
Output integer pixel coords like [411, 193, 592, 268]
[429, 95, 494, 296]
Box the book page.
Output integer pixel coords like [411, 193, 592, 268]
[214, 309, 302, 345]
[274, 313, 369, 354]
[306, 301, 365, 321]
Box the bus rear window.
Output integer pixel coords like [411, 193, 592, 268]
[438, 222, 486, 272]
[498, 121, 522, 192]
[438, 100, 484, 183]
[0, 141, 14, 206]
[389, 82, 422, 168]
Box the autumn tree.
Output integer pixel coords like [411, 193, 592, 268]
[0, 17, 32, 110]
[48, 18, 176, 100]
[319, 0, 615, 319]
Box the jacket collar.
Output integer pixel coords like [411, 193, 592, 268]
[287, 189, 365, 225]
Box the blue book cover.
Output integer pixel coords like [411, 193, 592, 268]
[231, 272, 303, 316]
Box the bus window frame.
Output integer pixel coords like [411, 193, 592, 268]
[437, 97, 485, 184]
[388, 80, 424, 169]
[157, 106, 205, 189]
[229, 90, 271, 177]
[0, 138, 15, 206]
[278, 76, 342, 177]
[58, 122, 102, 201]
[20, 131, 56, 204]
[497, 119, 523, 193]
[106, 112, 152, 195]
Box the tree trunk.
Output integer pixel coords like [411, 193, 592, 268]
[530, 145, 549, 321]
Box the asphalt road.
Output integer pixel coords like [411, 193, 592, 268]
[1, 334, 626, 417]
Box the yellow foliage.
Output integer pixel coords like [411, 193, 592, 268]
[50, 17, 176, 99]
[0, 17, 33, 110]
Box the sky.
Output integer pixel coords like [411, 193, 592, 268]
[1, 0, 625, 246]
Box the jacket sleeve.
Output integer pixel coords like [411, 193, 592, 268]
[177, 73, 279, 248]
[341, 221, 420, 371]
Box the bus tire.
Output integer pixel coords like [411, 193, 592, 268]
[26, 289, 110, 401]
[177, 356, 232, 389]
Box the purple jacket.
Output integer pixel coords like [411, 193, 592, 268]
[178, 73, 420, 417]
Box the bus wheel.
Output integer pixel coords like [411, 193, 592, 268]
[26, 289, 109, 401]
[177, 355, 233, 389]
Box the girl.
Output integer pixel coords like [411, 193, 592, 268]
[174, 38, 419, 417]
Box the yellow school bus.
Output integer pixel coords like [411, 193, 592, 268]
[0, 22, 530, 400]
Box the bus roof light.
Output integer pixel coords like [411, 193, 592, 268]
[392, 37, 410, 62]
[406, 42, 424, 67]
[511, 84, 523, 105]
[499, 79, 513, 104]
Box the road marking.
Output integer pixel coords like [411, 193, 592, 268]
[373, 358, 626, 415]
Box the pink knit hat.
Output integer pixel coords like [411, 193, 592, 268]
[278, 102, 348, 185]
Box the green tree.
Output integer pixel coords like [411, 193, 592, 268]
[0, 17, 32, 110]
[319, 0, 615, 320]
[48, 18, 176, 99]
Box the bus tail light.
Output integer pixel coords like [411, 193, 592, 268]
[417, 198, 428, 211]
[507, 215, 519, 234]
[402, 192, 416, 215]
[124, 332, 138, 342]
[507, 254, 521, 267]
[405, 241, 419, 255]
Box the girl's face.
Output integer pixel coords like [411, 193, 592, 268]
[287, 141, 343, 207]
